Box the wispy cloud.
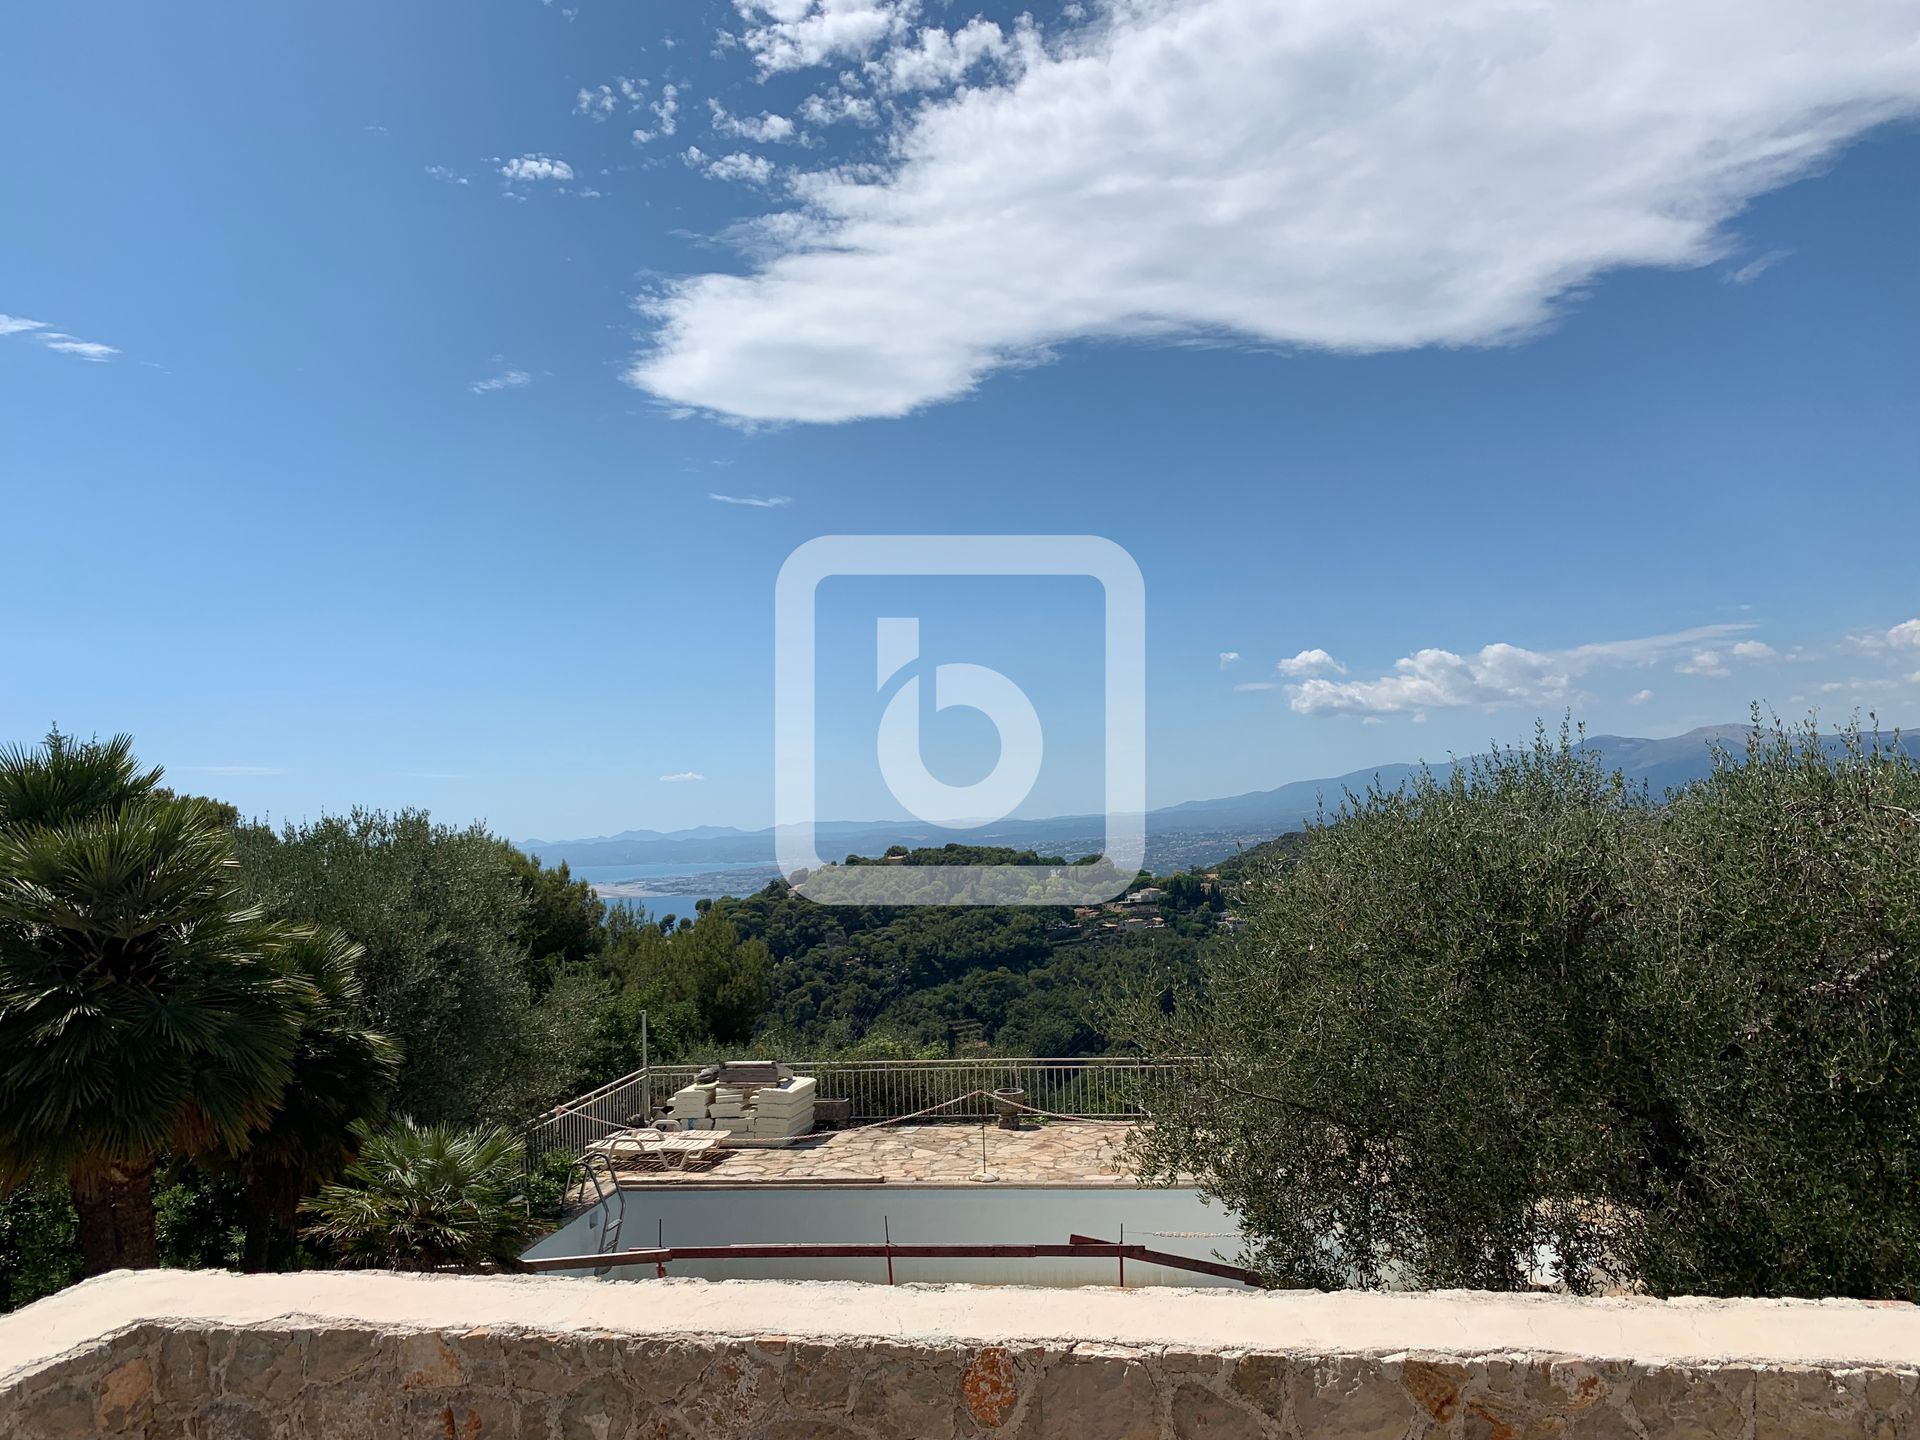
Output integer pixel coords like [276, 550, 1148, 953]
[1218, 651, 1240, 669]
[470, 367, 532, 394]
[1675, 649, 1732, 678]
[659, 771, 706, 782]
[425, 164, 470, 186]
[709, 492, 791, 507]
[630, 0, 1920, 422]
[4, 313, 119, 362]
[1726, 249, 1792, 285]
[1232, 682, 1277, 693]
[39, 334, 119, 362]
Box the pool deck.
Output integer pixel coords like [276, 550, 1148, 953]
[575, 1120, 1143, 1194]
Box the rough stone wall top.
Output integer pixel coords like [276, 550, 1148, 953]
[3, 1271, 1918, 1439]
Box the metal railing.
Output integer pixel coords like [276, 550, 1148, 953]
[644, 1057, 1182, 1125]
[526, 1051, 1190, 1172]
[525, 1064, 657, 1170]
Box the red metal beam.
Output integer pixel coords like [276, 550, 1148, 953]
[1070, 1234, 1260, 1286]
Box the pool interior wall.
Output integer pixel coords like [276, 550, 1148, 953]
[523, 1184, 1244, 1288]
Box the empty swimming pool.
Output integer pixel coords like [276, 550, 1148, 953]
[523, 1183, 1245, 1288]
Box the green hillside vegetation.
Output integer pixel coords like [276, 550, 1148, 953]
[0, 737, 1216, 1303]
[8, 714, 1915, 1304]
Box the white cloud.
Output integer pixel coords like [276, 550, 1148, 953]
[1629, 689, 1655, 705]
[1730, 640, 1778, 660]
[733, 0, 910, 74]
[1289, 624, 1752, 716]
[659, 771, 706, 782]
[709, 492, 791, 506]
[0, 314, 48, 336]
[699, 150, 777, 185]
[1218, 651, 1240, 669]
[1675, 649, 1732, 678]
[499, 154, 575, 182]
[1276, 648, 1346, 677]
[798, 88, 879, 127]
[631, 0, 1920, 423]
[634, 85, 682, 143]
[868, 17, 1011, 93]
[425, 164, 470, 186]
[1844, 619, 1920, 655]
[1233, 682, 1278, 692]
[576, 85, 617, 121]
[470, 368, 532, 394]
[709, 99, 799, 142]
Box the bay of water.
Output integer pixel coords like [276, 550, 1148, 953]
[574, 860, 780, 909]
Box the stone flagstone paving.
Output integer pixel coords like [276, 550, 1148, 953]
[592, 1120, 1143, 1191]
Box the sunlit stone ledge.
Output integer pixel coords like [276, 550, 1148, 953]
[3, 1269, 1917, 1437]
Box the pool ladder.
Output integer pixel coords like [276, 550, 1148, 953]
[567, 1152, 627, 1277]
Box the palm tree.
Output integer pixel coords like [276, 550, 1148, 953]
[0, 733, 307, 1272]
[222, 929, 401, 1271]
[300, 1119, 535, 1271]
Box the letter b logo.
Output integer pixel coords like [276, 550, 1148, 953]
[874, 617, 1043, 828]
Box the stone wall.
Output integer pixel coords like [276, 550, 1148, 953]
[4, 1271, 1918, 1438]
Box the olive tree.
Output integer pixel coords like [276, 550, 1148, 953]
[1121, 717, 1920, 1300]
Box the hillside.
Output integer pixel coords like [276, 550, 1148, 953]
[525, 723, 1918, 876]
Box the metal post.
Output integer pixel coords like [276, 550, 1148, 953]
[640, 1010, 651, 1121]
[1119, 1223, 1126, 1289]
[884, 1215, 895, 1285]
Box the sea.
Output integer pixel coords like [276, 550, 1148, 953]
[572, 860, 781, 914]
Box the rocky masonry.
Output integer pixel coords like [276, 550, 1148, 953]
[4, 1271, 1919, 1439]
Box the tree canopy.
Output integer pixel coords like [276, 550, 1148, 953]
[1119, 718, 1920, 1300]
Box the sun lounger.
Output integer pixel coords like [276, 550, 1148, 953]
[586, 1128, 725, 1172]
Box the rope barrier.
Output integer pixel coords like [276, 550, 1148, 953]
[831, 1087, 1139, 1137]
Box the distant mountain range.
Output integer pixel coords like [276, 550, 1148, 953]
[521, 724, 1917, 875]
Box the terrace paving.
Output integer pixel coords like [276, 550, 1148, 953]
[583, 1119, 1144, 1192]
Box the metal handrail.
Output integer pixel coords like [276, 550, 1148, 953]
[526, 1051, 1192, 1171]
[646, 1056, 1185, 1124]
[564, 1152, 627, 1276]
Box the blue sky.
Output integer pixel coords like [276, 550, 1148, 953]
[3, 0, 1918, 843]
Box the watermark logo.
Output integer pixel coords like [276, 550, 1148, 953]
[774, 535, 1144, 906]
